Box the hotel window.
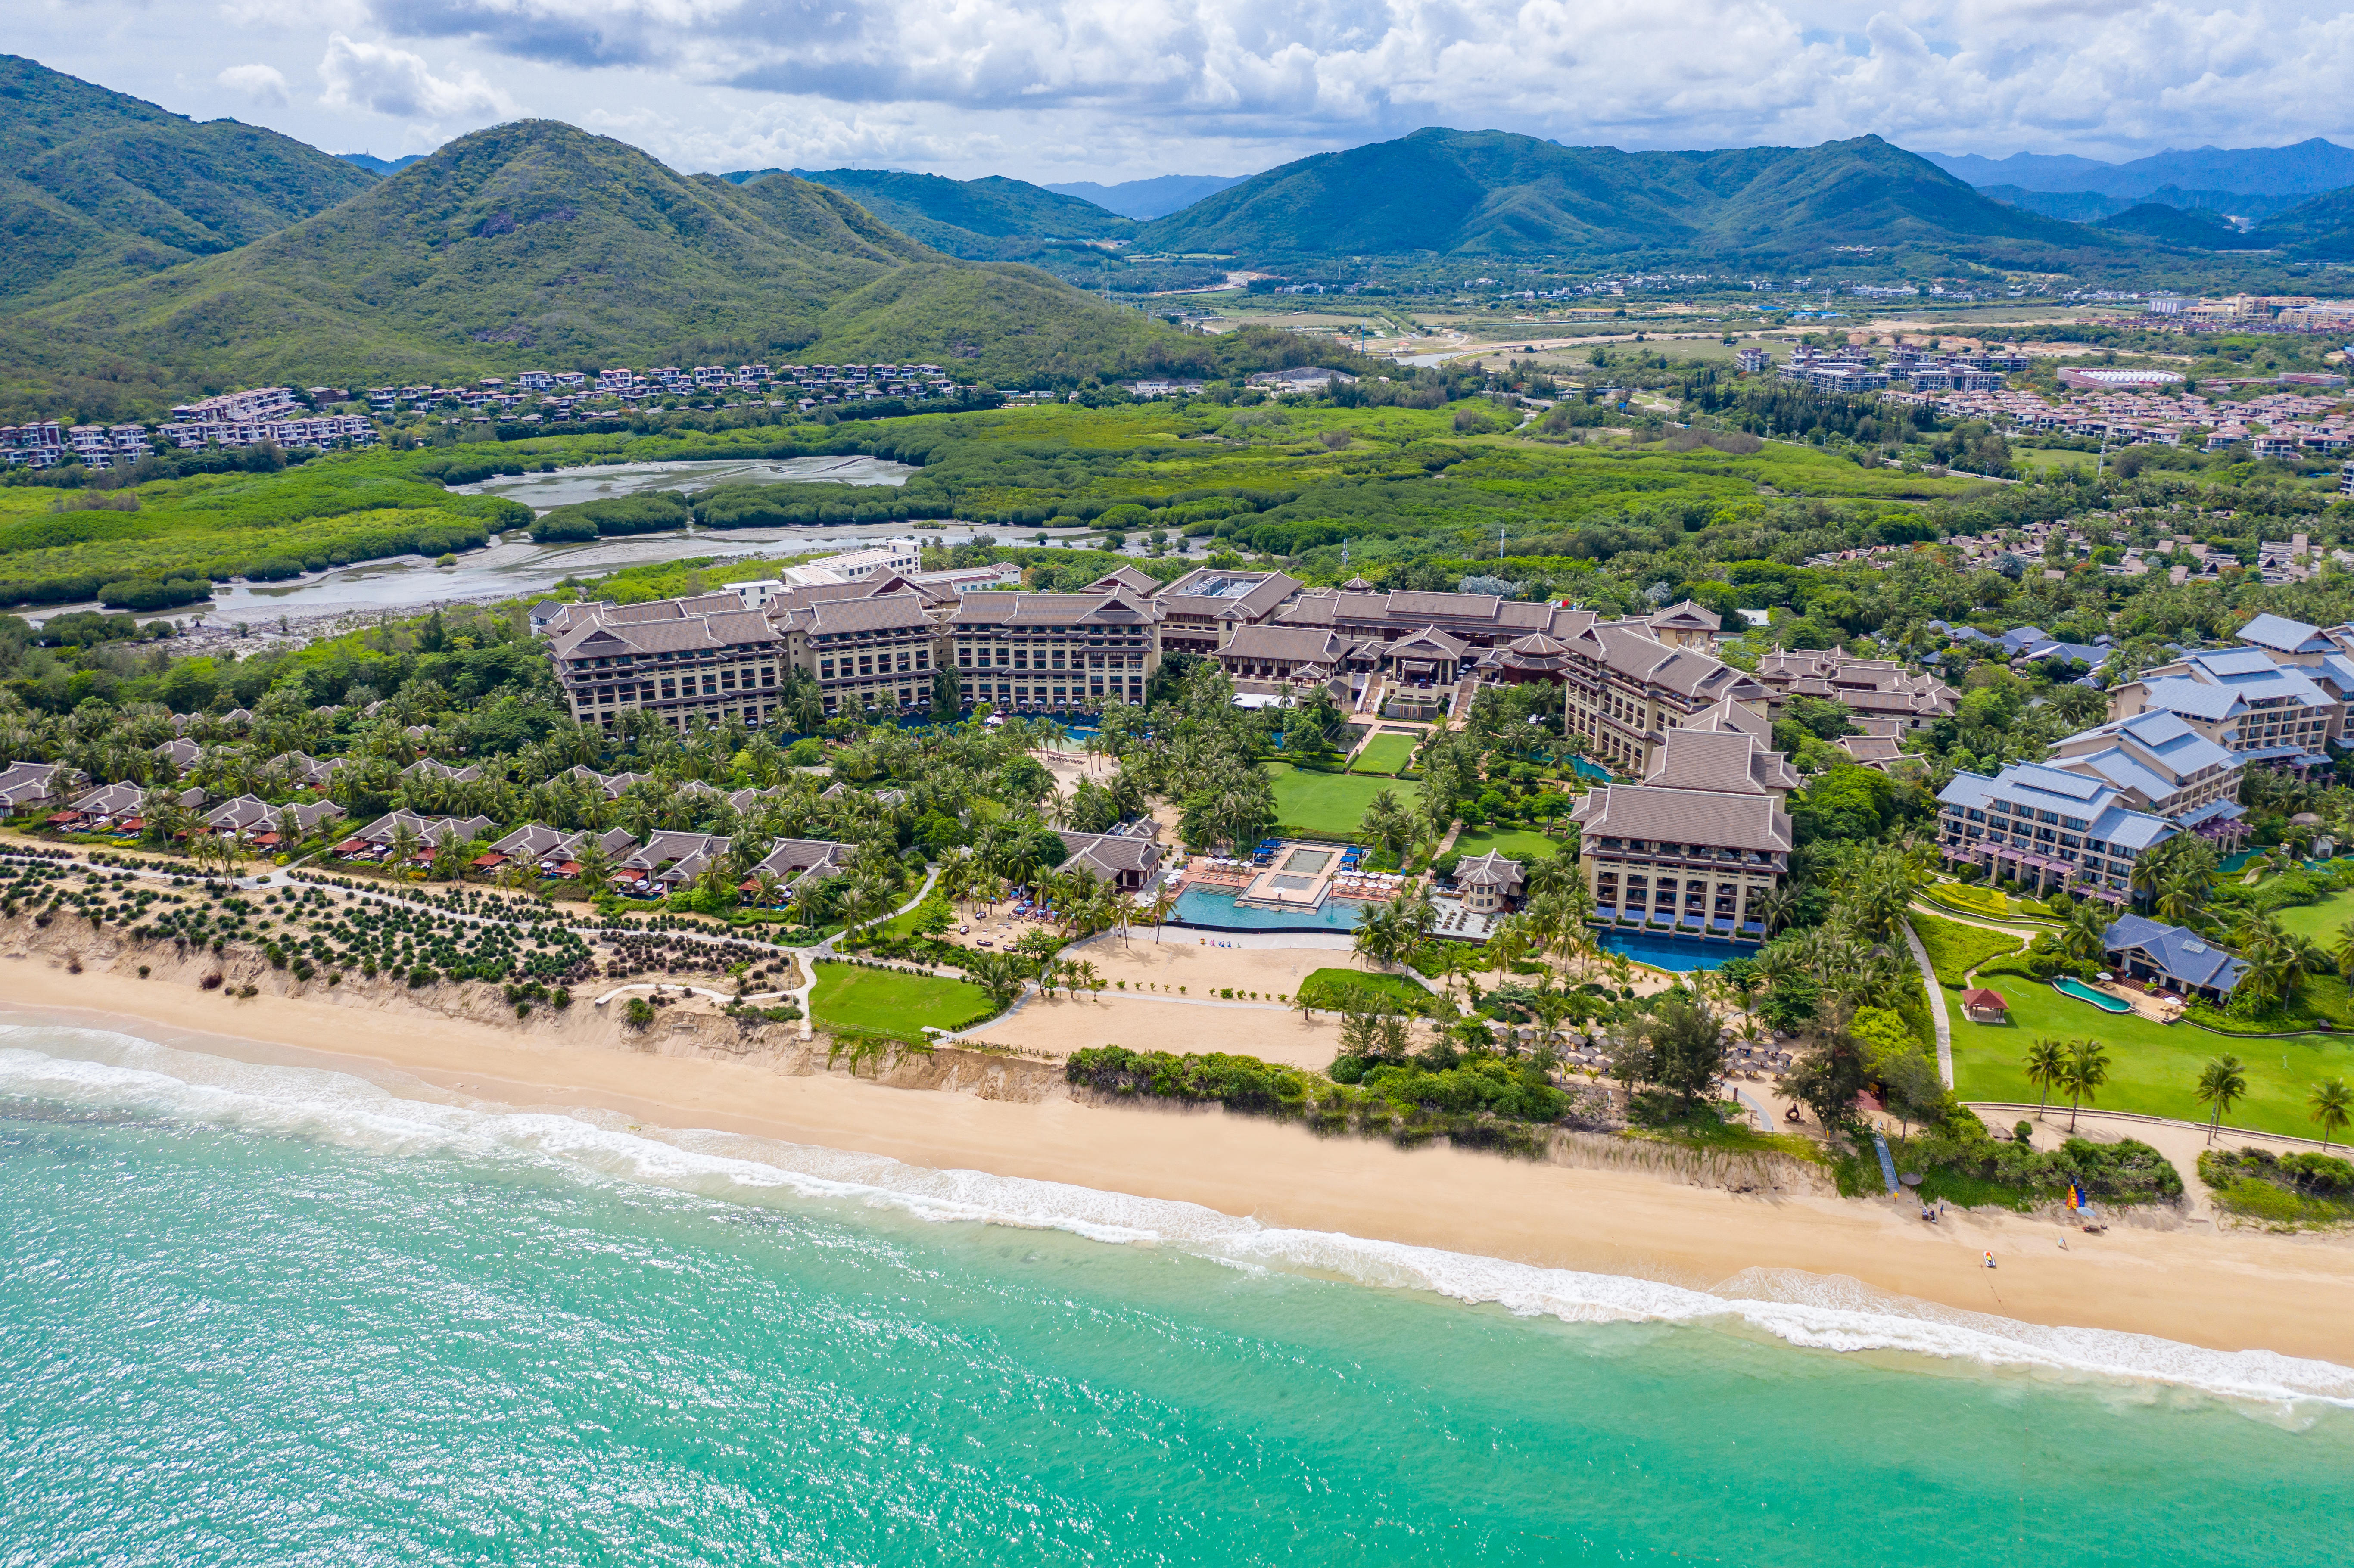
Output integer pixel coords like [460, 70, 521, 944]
[819, 659, 834, 679]
[859, 656, 873, 676]
[660, 680, 676, 699]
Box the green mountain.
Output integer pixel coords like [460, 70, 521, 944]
[2251, 187, 2354, 259]
[780, 168, 1130, 258]
[2095, 202, 2265, 249]
[0, 118, 1181, 419]
[1133, 128, 2105, 260]
[0, 54, 375, 308]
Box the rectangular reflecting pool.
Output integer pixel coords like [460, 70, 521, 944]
[1594, 928, 1760, 971]
[1172, 886, 1372, 932]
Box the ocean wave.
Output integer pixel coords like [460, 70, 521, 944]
[5, 1024, 2351, 1412]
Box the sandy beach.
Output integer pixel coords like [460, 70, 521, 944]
[6, 954, 2353, 1369]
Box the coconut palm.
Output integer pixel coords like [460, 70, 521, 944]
[2310, 1078, 2353, 1153]
[2021, 1036, 2068, 1119]
[2194, 1055, 2249, 1144]
[2059, 1037, 2111, 1133]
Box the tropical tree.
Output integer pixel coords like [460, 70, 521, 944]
[2059, 901, 2110, 965]
[1360, 789, 1419, 863]
[2310, 1077, 2353, 1153]
[2193, 1055, 2249, 1144]
[2022, 1036, 2068, 1119]
[2059, 1037, 2111, 1133]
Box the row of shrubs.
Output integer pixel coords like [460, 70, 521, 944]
[1064, 1045, 1568, 1156]
[2199, 1146, 2354, 1224]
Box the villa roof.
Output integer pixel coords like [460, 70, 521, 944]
[2101, 914, 2248, 996]
[1567, 783, 1792, 854]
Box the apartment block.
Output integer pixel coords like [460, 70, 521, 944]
[949, 588, 1161, 710]
[1934, 763, 2176, 901]
[2044, 710, 2247, 840]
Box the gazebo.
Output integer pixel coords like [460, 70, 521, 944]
[1961, 988, 2008, 1024]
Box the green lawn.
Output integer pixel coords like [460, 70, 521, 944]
[2270, 885, 2354, 944]
[1298, 966, 1436, 1013]
[1348, 734, 1420, 776]
[1267, 762, 1418, 839]
[810, 961, 997, 1043]
[1947, 964, 2354, 1139]
[1449, 826, 1567, 863]
[1908, 911, 2027, 988]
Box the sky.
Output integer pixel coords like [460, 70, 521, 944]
[16, 0, 2354, 184]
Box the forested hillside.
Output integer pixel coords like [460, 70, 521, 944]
[0, 54, 374, 308]
[790, 168, 1131, 258]
[0, 119, 1193, 418]
[1136, 129, 2105, 261]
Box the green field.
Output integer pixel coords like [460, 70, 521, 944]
[1348, 734, 1420, 775]
[1267, 762, 1418, 839]
[1298, 966, 1438, 1014]
[1947, 966, 2354, 1139]
[1907, 911, 2027, 988]
[1448, 826, 1567, 864]
[810, 961, 997, 1043]
[2270, 886, 2354, 944]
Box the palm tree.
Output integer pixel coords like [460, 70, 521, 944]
[2310, 1077, 2353, 1153]
[2060, 1037, 2111, 1133]
[2332, 921, 2354, 983]
[2194, 1055, 2249, 1144]
[2060, 901, 2109, 964]
[2022, 1037, 2068, 1119]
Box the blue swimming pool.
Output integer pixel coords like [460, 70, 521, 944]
[1170, 886, 1372, 932]
[1593, 928, 1760, 971]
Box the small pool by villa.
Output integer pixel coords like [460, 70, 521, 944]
[1593, 929, 1759, 972]
[1171, 886, 1370, 932]
[2052, 977, 2131, 1013]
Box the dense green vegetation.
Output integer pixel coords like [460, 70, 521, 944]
[0, 55, 372, 313]
[1136, 129, 2107, 263]
[0, 117, 1196, 420]
[2199, 1146, 2354, 1225]
[791, 168, 1133, 259]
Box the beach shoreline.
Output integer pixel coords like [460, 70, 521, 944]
[6, 954, 2354, 1370]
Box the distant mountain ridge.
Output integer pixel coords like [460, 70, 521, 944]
[0, 119, 1189, 417]
[1132, 128, 2101, 260]
[785, 168, 1130, 258]
[1925, 139, 2354, 199]
[1044, 174, 1248, 220]
[335, 152, 428, 177]
[0, 53, 375, 308]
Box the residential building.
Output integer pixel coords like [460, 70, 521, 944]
[1933, 763, 2176, 901]
[2101, 914, 2247, 1002]
[753, 837, 855, 892]
[335, 812, 496, 861]
[2044, 710, 2246, 840]
[2108, 647, 2338, 769]
[1152, 568, 1303, 655]
[1052, 825, 1165, 891]
[548, 596, 792, 732]
[1750, 649, 1958, 730]
[1567, 726, 1795, 937]
[0, 760, 71, 810]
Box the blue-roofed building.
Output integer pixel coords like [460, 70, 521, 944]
[2100, 914, 2248, 1003]
[2227, 611, 2354, 752]
[2111, 646, 2337, 771]
[2046, 709, 2248, 843]
[1935, 762, 2177, 903]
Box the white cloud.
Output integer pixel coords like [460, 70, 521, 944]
[366, 0, 2354, 165]
[216, 62, 291, 107]
[317, 31, 517, 121]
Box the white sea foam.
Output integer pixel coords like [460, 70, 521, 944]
[6, 1024, 2352, 1413]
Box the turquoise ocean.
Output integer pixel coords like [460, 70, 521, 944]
[4, 1021, 2352, 1566]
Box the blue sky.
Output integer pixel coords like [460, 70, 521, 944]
[17, 0, 2354, 183]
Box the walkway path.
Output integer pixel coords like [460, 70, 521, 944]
[1899, 917, 1956, 1089]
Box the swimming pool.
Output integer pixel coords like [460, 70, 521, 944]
[1171, 886, 1370, 932]
[1280, 848, 1335, 874]
[1593, 928, 1759, 972]
[2052, 977, 2132, 1013]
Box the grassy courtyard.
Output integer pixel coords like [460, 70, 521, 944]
[1348, 733, 1421, 776]
[1267, 762, 1419, 840]
[1946, 965, 2354, 1139]
[810, 961, 997, 1043]
[1448, 826, 1567, 865]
